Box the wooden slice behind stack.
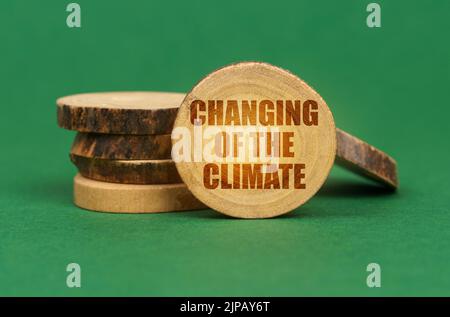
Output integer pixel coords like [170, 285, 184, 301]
[335, 129, 398, 188]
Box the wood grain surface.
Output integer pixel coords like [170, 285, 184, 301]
[173, 62, 336, 218]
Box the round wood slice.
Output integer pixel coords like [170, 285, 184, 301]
[57, 92, 184, 134]
[70, 154, 182, 184]
[71, 132, 172, 160]
[173, 62, 337, 218]
[335, 128, 398, 188]
[73, 174, 206, 213]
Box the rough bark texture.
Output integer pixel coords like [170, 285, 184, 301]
[70, 154, 182, 185]
[71, 132, 172, 160]
[335, 128, 398, 189]
[57, 105, 178, 134]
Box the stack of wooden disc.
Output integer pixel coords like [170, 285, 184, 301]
[56, 92, 206, 213]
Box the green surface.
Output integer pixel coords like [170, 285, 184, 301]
[0, 0, 449, 296]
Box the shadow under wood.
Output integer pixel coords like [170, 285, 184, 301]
[318, 177, 397, 198]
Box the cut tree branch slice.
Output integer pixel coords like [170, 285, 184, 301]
[57, 91, 184, 134]
[73, 174, 206, 213]
[70, 154, 181, 185]
[173, 62, 337, 218]
[335, 128, 398, 189]
[70, 132, 172, 160]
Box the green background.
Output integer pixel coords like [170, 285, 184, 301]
[0, 0, 449, 296]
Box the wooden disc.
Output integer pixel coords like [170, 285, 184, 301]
[57, 92, 184, 134]
[172, 62, 336, 218]
[73, 174, 206, 213]
[335, 128, 398, 188]
[70, 154, 182, 184]
[71, 132, 172, 160]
